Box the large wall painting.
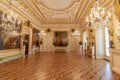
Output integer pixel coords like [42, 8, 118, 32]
[0, 12, 22, 50]
[54, 31, 68, 47]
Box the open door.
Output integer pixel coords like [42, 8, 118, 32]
[23, 35, 29, 55]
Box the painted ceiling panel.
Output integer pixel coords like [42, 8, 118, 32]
[36, 0, 72, 10]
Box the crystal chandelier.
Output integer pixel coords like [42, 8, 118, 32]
[0, 0, 18, 33]
[86, 0, 111, 28]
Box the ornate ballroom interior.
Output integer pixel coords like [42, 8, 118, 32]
[0, 0, 120, 80]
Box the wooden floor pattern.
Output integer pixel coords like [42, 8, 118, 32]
[0, 53, 120, 80]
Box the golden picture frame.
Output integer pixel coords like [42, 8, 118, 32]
[0, 11, 22, 51]
[54, 31, 68, 47]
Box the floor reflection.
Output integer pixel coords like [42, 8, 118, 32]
[0, 53, 120, 80]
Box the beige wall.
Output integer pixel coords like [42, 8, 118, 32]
[42, 31, 54, 52]
[109, 1, 120, 74]
[39, 29, 81, 52]
[113, 14, 120, 49]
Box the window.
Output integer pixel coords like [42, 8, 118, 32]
[105, 27, 110, 56]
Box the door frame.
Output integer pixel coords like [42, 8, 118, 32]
[23, 34, 30, 55]
[68, 37, 78, 52]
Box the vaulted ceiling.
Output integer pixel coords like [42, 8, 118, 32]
[0, 0, 114, 30]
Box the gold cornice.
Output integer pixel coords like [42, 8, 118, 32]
[2, 0, 42, 28]
[23, 0, 45, 20]
[77, 0, 92, 20]
[40, 25, 81, 30]
[7, 1, 41, 29]
[30, 0, 47, 19]
[74, 0, 84, 19]
[35, 0, 80, 11]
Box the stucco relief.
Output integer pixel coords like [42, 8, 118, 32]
[113, 0, 120, 49]
[36, 1, 80, 20]
[113, 17, 120, 49]
[35, 0, 80, 11]
[114, 0, 120, 21]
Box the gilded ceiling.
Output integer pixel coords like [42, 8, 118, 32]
[35, 0, 79, 10]
[0, 0, 115, 29]
[114, 0, 120, 21]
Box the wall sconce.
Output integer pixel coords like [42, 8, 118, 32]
[72, 30, 80, 36]
[38, 30, 47, 36]
[46, 28, 51, 32]
[24, 20, 30, 26]
[71, 28, 75, 32]
[89, 30, 93, 32]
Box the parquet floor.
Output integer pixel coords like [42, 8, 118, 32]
[0, 53, 120, 80]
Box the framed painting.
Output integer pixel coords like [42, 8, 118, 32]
[0, 12, 22, 50]
[54, 31, 68, 47]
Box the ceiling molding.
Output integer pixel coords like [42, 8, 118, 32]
[0, 0, 42, 30]
[77, 0, 92, 20]
[31, 0, 47, 19]
[23, 0, 46, 20]
[0, 0, 115, 30]
[74, 0, 84, 19]
[33, 0, 81, 20]
[40, 25, 82, 30]
[35, 0, 80, 11]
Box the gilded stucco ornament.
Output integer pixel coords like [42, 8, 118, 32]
[114, 0, 120, 21]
